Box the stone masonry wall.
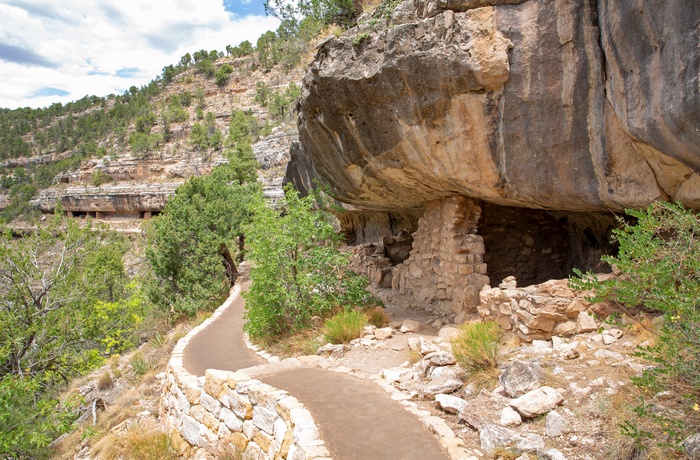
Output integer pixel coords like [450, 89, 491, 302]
[162, 285, 329, 459]
[392, 195, 490, 318]
[478, 277, 601, 342]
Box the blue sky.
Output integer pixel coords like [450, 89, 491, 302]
[0, 0, 279, 109]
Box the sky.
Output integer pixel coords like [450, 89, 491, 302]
[0, 0, 280, 110]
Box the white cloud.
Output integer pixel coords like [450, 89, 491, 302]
[0, 0, 279, 109]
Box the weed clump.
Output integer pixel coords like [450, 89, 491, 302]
[365, 306, 390, 327]
[129, 352, 156, 376]
[323, 310, 367, 344]
[451, 320, 503, 390]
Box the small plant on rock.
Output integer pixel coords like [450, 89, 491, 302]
[451, 320, 503, 390]
[323, 309, 367, 344]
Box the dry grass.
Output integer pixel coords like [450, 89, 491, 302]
[492, 447, 523, 459]
[97, 371, 114, 391]
[407, 349, 421, 365]
[256, 323, 325, 358]
[598, 385, 681, 460]
[629, 315, 659, 345]
[364, 306, 390, 327]
[452, 321, 503, 390]
[91, 423, 178, 460]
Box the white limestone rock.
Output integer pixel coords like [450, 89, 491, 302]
[510, 386, 564, 418]
[435, 394, 468, 414]
[400, 319, 422, 333]
[499, 360, 543, 398]
[545, 410, 569, 437]
[499, 407, 522, 427]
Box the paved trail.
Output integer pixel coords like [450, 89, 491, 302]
[183, 269, 449, 460]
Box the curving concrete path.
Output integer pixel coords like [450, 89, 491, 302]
[183, 267, 449, 460]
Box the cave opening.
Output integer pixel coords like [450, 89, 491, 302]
[478, 203, 618, 287]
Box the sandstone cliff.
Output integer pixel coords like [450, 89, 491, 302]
[288, 0, 700, 316]
[292, 0, 700, 213]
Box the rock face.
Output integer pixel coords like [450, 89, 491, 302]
[293, 0, 700, 213]
[32, 184, 179, 215]
[288, 0, 700, 320]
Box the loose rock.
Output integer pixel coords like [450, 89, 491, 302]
[499, 407, 522, 427]
[545, 410, 569, 437]
[510, 386, 564, 418]
[499, 360, 543, 398]
[400, 319, 422, 333]
[435, 394, 468, 414]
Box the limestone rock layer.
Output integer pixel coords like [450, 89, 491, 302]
[292, 0, 700, 213]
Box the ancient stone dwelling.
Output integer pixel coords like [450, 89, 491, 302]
[284, 0, 700, 338]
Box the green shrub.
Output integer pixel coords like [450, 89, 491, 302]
[129, 352, 155, 376]
[323, 310, 367, 344]
[244, 187, 379, 339]
[571, 201, 700, 449]
[451, 321, 502, 389]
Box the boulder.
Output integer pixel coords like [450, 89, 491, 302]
[421, 377, 464, 398]
[510, 386, 564, 418]
[684, 433, 700, 458]
[479, 424, 544, 454]
[292, 0, 700, 215]
[499, 361, 543, 398]
[545, 410, 569, 437]
[499, 407, 522, 427]
[435, 394, 468, 414]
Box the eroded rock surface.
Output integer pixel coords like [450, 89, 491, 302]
[291, 0, 700, 213]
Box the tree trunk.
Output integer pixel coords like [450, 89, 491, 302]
[220, 243, 238, 287]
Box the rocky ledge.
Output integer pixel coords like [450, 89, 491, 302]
[291, 0, 700, 212]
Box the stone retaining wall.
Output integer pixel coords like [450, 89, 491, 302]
[161, 285, 330, 459]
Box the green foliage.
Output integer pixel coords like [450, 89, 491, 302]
[189, 113, 222, 156]
[269, 82, 300, 119]
[129, 352, 156, 376]
[254, 81, 271, 107]
[215, 63, 234, 86]
[323, 309, 367, 344]
[91, 168, 112, 186]
[194, 88, 206, 110]
[145, 159, 262, 316]
[451, 321, 503, 388]
[352, 32, 370, 46]
[196, 59, 215, 77]
[228, 109, 260, 145]
[265, 0, 358, 27]
[0, 375, 79, 459]
[128, 131, 162, 156]
[571, 201, 700, 448]
[244, 187, 378, 339]
[0, 216, 99, 381]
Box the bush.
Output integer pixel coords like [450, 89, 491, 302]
[451, 321, 503, 389]
[0, 375, 77, 458]
[244, 187, 379, 339]
[571, 201, 700, 449]
[323, 310, 367, 344]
